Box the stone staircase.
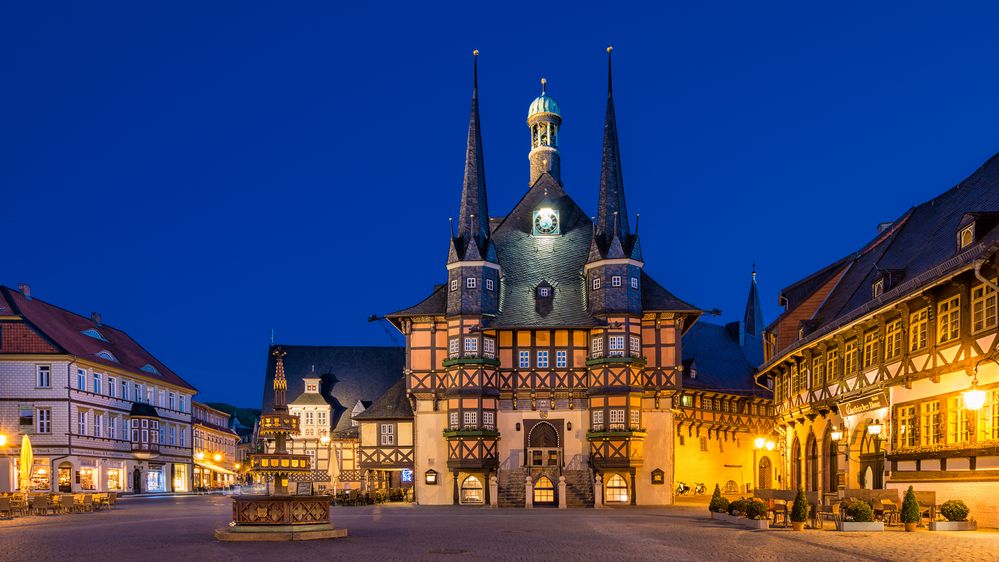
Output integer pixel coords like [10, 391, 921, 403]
[563, 469, 595, 507]
[497, 468, 526, 507]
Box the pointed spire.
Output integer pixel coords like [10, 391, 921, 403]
[453, 49, 491, 262]
[272, 348, 288, 412]
[744, 266, 765, 337]
[595, 46, 630, 250]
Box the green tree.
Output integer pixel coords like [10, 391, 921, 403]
[790, 488, 809, 522]
[901, 485, 921, 524]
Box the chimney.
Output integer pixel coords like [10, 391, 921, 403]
[17, 283, 31, 300]
[91, 312, 102, 326]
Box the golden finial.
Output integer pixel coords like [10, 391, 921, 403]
[473, 49, 479, 56]
[541, 77, 547, 94]
[607, 45, 613, 54]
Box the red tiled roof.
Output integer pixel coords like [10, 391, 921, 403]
[0, 286, 196, 391]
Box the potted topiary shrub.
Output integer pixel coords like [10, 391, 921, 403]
[728, 499, 747, 517]
[901, 486, 920, 532]
[790, 489, 808, 531]
[837, 498, 883, 532]
[930, 500, 976, 531]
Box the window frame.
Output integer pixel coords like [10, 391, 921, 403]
[937, 295, 961, 344]
[972, 280, 998, 334]
[466, 277, 476, 289]
[35, 364, 51, 389]
[611, 276, 622, 287]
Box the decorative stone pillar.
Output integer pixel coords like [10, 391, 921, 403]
[593, 476, 603, 509]
[489, 475, 498, 508]
[558, 476, 567, 509]
[525, 476, 533, 509]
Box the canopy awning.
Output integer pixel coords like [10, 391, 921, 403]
[194, 460, 237, 476]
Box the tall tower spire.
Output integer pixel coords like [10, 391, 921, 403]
[452, 49, 491, 263]
[595, 46, 630, 251]
[744, 266, 765, 337]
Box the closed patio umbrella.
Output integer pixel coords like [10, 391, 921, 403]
[19, 435, 32, 492]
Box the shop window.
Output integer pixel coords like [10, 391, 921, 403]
[605, 474, 628, 503]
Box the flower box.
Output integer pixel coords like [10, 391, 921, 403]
[714, 513, 769, 529]
[836, 521, 884, 532]
[742, 518, 770, 529]
[929, 521, 976, 531]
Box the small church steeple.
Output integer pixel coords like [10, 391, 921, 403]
[744, 266, 765, 337]
[450, 50, 493, 264]
[527, 77, 562, 185]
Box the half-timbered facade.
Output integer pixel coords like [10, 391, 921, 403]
[355, 378, 415, 493]
[757, 153, 999, 526]
[384, 51, 702, 507]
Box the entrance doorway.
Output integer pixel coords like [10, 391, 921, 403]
[58, 463, 72, 492]
[132, 468, 142, 493]
[527, 422, 561, 468]
[757, 456, 772, 490]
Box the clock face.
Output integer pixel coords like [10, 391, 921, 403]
[533, 207, 559, 236]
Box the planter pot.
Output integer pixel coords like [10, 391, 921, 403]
[929, 521, 977, 531]
[791, 521, 806, 532]
[904, 522, 918, 532]
[836, 521, 884, 532]
[743, 518, 770, 530]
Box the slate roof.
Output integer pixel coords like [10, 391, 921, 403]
[353, 378, 413, 421]
[130, 402, 160, 418]
[289, 392, 330, 407]
[682, 321, 767, 397]
[0, 285, 196, 391]
[388, 176, 699, 328]
[261, 345, 404, 432]
[766, 151, 999, 362]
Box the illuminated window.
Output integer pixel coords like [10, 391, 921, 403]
[972, 280, 997, 333]
[862, 331, 878, 369]
[960, 225, 974, 249]
[630, 409, 640, 428]
[843, 340, 858, 374]
[605, 474, 628, 503]
[947, 397, 971, 445]
[979, 390, 999, 442]
[534, 476, 555, 504]
[556, 350, 567, 368]
[811, 356, 824, 389]
[920, 400, 942, 447]
[449, 412, 459, 429]
[872, 278, 884, 298]
[608, 336, 625, 356]
[609, 409, 625, 430]
[464, 337, 478, 353]
[884, 320, 903, 360]
[460, 476, 483, 504]
[937, 296, 960, 344]
[825, 349, 839, 382]
[909, 308, 928, 351]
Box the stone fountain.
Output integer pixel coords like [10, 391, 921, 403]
[215, 348, 346, 541]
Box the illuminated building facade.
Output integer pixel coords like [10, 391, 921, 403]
[757, 153, 999, 526]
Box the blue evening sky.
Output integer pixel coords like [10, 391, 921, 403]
[5, 2, 999, 406]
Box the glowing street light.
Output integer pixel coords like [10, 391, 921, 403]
[320, 435, 331, 446]
[867, 420, 883, 436]
[0, 434, 7, 447]
[964, 373, 987, 411]
[831, 424, 844, 442]
[754, 437, 766, 450]
[213, 453, 222, 462]
[195, 451, 205, 460]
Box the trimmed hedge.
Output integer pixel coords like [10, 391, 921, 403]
[940, 500, 970, 522]
[842, 498, 874, 522]
[745, 500, 768, 520]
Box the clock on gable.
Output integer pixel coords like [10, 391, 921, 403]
[532, 207, 560, 236]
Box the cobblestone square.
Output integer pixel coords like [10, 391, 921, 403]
[1, 496, 998, 561]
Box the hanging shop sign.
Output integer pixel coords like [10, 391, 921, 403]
[840, 392, 889, 417]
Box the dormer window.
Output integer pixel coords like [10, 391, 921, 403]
[872, 278, 884, 299]
[959, 224, 974, 249]
[140, 363, 160, 375]
[538, 286, 551, 298]
[466, 277, 477, 289]
[96, 350, 118, 363]
[81, 328, 108, 342]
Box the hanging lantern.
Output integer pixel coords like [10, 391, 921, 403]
[964, 374, 987, 411]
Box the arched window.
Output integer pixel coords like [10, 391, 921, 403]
[533, 476, 554, 504]
[825, 434, 839, 493]
[806, 433, 819, 492]
[460, 475, 483, 504]
[605, 474, 628, 503]
[790, 436, 802, 490]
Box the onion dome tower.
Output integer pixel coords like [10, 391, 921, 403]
[528, 78, 562, 185]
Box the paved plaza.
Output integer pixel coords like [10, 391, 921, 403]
[1, 495, 998, 561]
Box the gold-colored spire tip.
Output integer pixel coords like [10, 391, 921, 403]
[541, 77, 547, 85]
[473, 49, 479, 56]
[607, 46, 613, 53]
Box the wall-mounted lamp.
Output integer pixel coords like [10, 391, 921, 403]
[867, 420, 883, 436]
[425, 469, 438, 485]
[964, 372, 987, 411]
